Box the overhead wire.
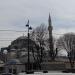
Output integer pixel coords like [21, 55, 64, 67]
[0, 29, 65, 42]
[0, 29, 64, 35]
[0, 30, 27, 32]
[0, 40, 13, 41]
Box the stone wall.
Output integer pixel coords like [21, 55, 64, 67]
[41, 62, 66, 70]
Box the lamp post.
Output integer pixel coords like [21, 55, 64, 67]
[26, 20, 32, 72]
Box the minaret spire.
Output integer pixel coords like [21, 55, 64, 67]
[48, 13, 53, 31]
[48, 13, 51, 25]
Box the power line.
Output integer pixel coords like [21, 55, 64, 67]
[53, 33, 64, 35]
[44, 32, 64, 35]
[0, 30, 27, 32]
[0, 38, 16, 39]
[0, 29, 66, 36]
[0, 40, 13, 41]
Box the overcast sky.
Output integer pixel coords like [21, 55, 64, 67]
[0, 0, 75, 48]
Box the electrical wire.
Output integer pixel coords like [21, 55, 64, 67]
[0, 29, 64, 35]
[0, 29, 65, 42]
[0, 40, 13, 41]
[0, 30, 27, 32]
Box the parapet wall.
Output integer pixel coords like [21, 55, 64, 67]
[41, 62, 66, 70]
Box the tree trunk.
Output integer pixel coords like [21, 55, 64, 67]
[68, 56, 74, 69]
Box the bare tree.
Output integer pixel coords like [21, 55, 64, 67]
[31, 24, 58, 62]
[45, 37, 58, 60]
[30, 24, 47, 62]
[56, 33, 75, 69]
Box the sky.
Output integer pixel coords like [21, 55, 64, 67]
[0, 0, 75, 48]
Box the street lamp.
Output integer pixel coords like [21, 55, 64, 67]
[26, 20, 33, 73]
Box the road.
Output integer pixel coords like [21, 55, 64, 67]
[18, 72, 75, 75]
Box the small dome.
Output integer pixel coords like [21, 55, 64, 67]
[11, 48, 16, 51]
[20, 52, 37, 63]
[0, 60, 4, 67]
[0, 60, 4, 63]
[58, 49, 68, 56]
[6, 59, 20, 65]
[18, 36, 27, 40]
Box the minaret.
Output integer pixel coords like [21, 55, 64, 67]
[48, 13, 54, 59]
[48, 13, 53, 34]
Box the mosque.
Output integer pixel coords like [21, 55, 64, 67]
[0, 14, 72, 74]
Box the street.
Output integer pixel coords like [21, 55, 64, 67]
[18, 72, 75, 75]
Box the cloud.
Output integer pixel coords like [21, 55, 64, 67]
[0, 0, 75, 47]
